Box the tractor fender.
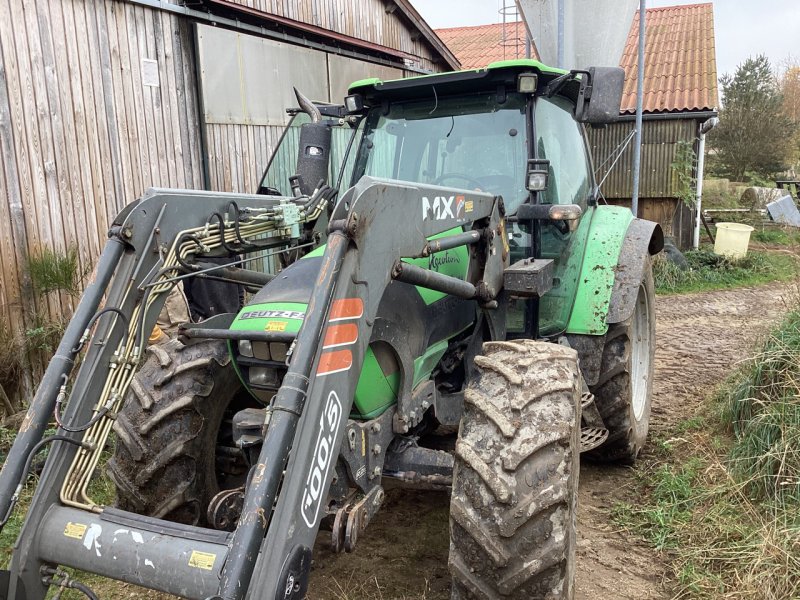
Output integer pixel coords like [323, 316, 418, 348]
[565, 207, 662, 336]
[606, 218, 663, 324]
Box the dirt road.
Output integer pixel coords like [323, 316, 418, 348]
[308, 281, 796, 600]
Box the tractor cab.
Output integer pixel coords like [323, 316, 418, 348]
[256, 60, 623, 339]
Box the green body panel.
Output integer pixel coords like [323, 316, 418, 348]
[412, 339, 448, 388]
[229, 228, 471, 418]
[537, 208, 595, 336]
[402, 228, 468, 305]
[348, 59, 567, 95]
[230, 301, 399, 417]
[564, 205, 634, 336]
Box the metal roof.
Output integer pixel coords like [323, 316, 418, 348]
[435, 22, 537, 70]
[620, 3, 718, 113]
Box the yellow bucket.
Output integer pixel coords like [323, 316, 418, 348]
[714, 222, 755, 259]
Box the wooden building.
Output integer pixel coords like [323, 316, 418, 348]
[437, 3, 719, 249]
[589, 3, 719, 249]
[0, 0, 456, 343]
[0, 0, 455, 401]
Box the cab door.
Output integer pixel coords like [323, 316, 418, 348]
[534, 95, 597, 335]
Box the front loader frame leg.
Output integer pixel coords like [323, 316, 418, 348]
[222, 177, 507, 600]
[218, 230, 350, 599]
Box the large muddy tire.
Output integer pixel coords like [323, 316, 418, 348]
[449, 340, 581, 599]
[589, 256, 655, 463]
[107, 338, 239, 525]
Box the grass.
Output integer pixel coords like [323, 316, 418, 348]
[751, 228, 800, 245]
[721, 308, 800, 506]
[653, 248, 797, 295]
[0, 320, 23, 416]
[614, 304, 800, 599]
[26, 245, 82, 297]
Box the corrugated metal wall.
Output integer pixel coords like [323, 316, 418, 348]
[196, 24, 407, 194]
[588, 118, 697, 199]
[588, 118, 699, 249]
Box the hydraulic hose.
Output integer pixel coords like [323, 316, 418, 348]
[0, 436, 87, 529]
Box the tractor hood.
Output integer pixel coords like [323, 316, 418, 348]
[229, 255, 320, 337]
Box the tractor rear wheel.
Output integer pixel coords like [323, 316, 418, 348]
[589, 256, 655, 463]
[107, 338, 240, 526]
[449, 340, 581, 599]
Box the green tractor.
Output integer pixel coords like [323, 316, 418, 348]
[0, 59, 661, 600]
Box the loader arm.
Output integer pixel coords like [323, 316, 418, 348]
[0, 177, 507, 600]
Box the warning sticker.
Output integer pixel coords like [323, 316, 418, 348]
[64, 522, 87, 540]
[265, 320, 288, 332]
[188, 550, 217, 570]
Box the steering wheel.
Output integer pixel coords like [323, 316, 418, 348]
[433, 172, 485, 190]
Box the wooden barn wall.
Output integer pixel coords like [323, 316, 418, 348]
[588, 118, 697, 200]
[0, 0, 204, 339]
[218, 0, 444, 72]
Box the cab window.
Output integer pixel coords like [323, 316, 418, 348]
[535, 96, 593, 208]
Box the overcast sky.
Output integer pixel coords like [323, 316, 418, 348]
[412, 0, 798, 78]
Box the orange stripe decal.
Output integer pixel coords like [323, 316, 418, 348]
[317, 349, 353, 375]
[329, 298, 363, 321]
[323, 323, 358, 349]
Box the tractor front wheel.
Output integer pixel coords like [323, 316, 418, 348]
[589, 256, 656, 463]
[449, 339, 581, 599]
[107, 338, 240, 526]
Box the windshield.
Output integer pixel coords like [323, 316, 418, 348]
[351, 93, 529, 214]
[258, 112, 361, 196]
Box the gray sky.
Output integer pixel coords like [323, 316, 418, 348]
[412, 0, 799, 77]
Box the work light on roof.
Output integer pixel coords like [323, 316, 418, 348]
[517, 73, 538, 94]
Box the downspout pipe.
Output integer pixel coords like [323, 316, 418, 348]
[693, 117, 719, 249]
[631, 0, 646, 217]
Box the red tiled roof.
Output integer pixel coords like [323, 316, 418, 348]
[435, 22, 538, 70]
[620, 3, 718, 113]
[435, 3, 718, 115]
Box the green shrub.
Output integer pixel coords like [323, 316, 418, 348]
[26, 245, 82, 296]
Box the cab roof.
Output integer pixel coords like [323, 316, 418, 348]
[348, 59, 569, 103]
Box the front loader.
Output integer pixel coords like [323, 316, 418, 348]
[0, 60, 662, 599]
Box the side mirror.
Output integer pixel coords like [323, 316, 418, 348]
[574, 67, 625, 125]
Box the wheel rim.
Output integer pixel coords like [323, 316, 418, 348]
[630, 283, 651, 421]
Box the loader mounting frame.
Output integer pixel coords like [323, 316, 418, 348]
[0, 176, 507, 600]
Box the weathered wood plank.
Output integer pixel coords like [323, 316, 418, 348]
[69, 0, 107, 256]
[142, 7, 169, 187]
[0, 39, 27, 334]
[93, 0, 127, 217]
[152, 10, 178, 187]
[49, 0, 96, 269]
[35, 0, 80, 314]
[84, 0, 116, 237]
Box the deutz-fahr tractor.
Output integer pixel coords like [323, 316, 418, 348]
[0, 59, 662, 600]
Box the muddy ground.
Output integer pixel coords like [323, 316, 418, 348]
[87, 281, 797, 599]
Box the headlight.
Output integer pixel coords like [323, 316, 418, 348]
[269, 342, 288, 362]
[239, 340, 253, 357]
[252, 341, 271, 360]
[249, 366, 279, 387]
